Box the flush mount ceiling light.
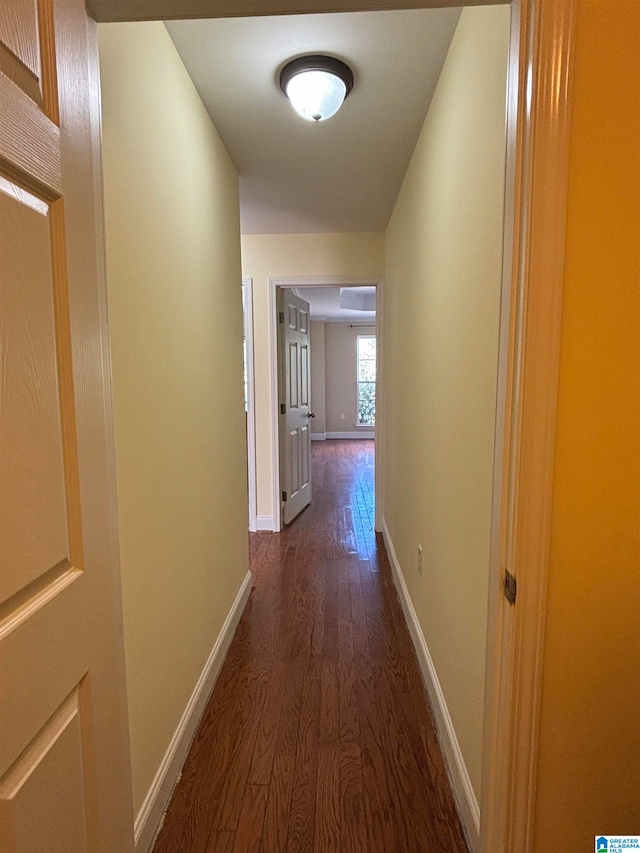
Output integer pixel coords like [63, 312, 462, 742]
[279, 55, 354, 122]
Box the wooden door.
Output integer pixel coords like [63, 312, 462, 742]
[0, 1, 134, 850]
[279, 290, 313, 525]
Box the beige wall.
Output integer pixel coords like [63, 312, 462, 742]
[99, 22, 249, 816]
[241, 233, 385, 522]
[309, 321, 326, 435]
[533, 1, 640, 847]
[383, 4, 509, 800]
[325, 323, 376, 433]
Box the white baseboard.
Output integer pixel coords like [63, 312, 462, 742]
[256, 516, 275, 532]
[311, 432, 327, 441]
[381, 520, 480, 852]
[325, 431, 375, 440]
[134, 570, 253, 852]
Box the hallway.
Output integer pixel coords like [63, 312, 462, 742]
[153, 440, 468, 853]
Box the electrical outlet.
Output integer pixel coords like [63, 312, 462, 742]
[417, 544, 423, 576]
[340, 413, 345, 421]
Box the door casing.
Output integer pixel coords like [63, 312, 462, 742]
[480, 3, 576, 851]
[242, 278, 258, 532]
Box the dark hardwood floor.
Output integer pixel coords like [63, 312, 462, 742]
[153, 440, 469, 853]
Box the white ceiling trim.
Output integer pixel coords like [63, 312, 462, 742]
[271, 276, 383, 320]
[340, 288, 376, 311]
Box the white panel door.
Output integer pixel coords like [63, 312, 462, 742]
[279, 290, 313, 525]
[0, 0, 134, 850]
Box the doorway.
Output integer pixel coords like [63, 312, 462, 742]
[92, 4, 576, 848]
[268, 277, 384, 532]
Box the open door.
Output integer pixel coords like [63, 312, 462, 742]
[0, 1, 134, 850]
[278, 289, 313, 525]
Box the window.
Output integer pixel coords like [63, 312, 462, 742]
[357, 335, 376, 426]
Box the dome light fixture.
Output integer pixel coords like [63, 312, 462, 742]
[279, 55, 354, 122]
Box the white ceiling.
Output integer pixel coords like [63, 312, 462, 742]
[166, 7, 460, 234]
[300, 286, 376, 321]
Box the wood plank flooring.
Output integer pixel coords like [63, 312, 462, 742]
[153, 440, 469, 853]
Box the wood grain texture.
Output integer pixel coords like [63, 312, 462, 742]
[0, 0, 40, 78]
[0, 186, 69, 606]
[0, 73, 60, 198]
[153, 441, 468, 853]
[0, 0, 135, 847]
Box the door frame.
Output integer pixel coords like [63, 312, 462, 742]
[242, 277, 258, 532]
[479, 2, 576, 851]
[89, 0, 576, 849]
[269, 276, 385, 532]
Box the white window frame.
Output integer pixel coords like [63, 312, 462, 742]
[356, 334, 376, 427]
